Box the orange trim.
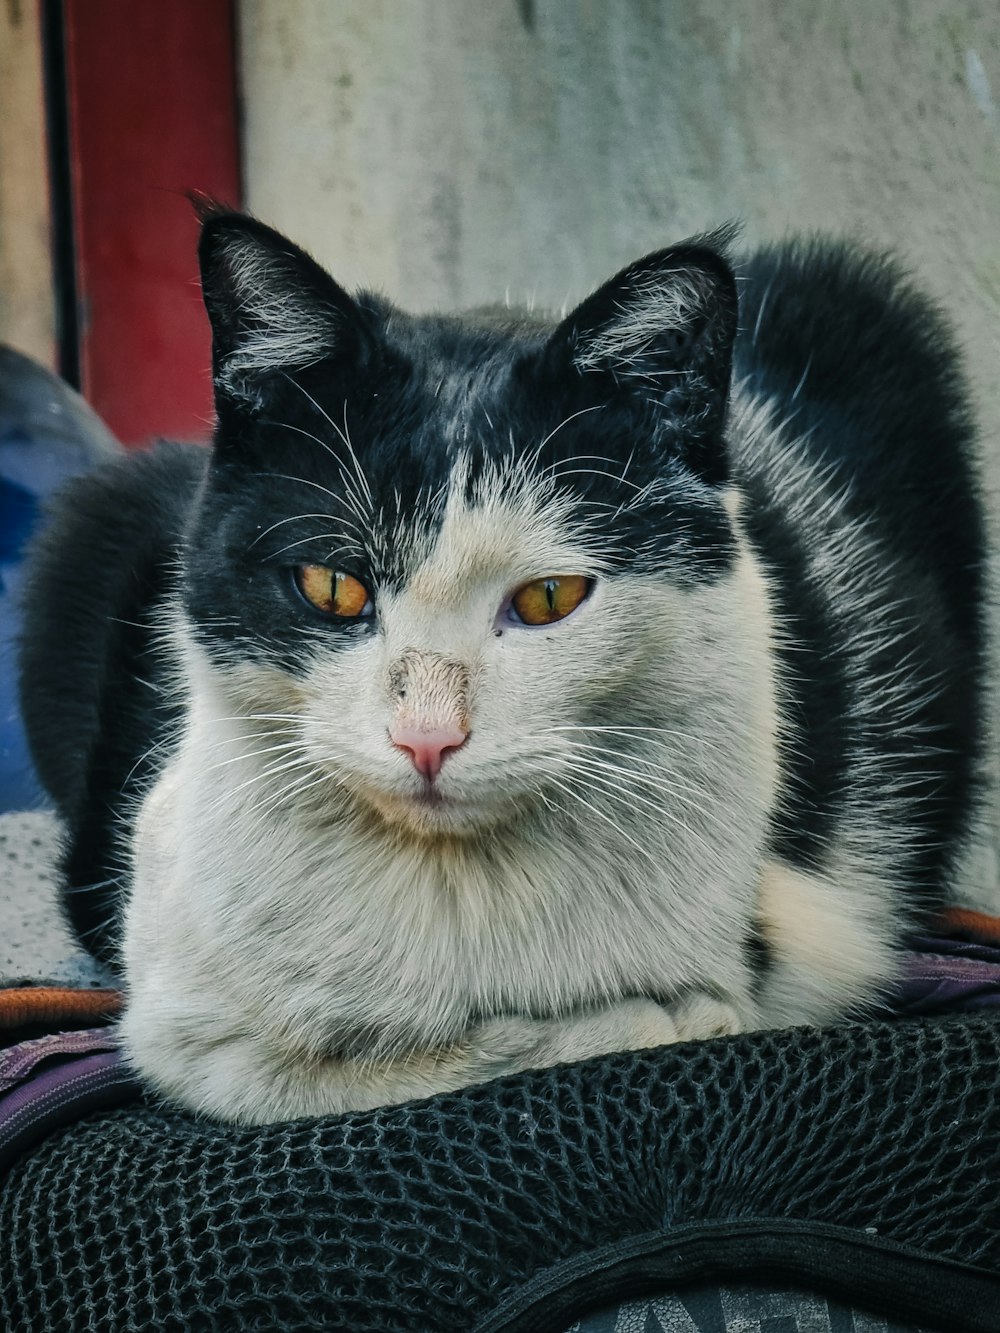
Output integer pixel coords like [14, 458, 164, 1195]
[0, 986, 124, 1029]
[936, 908, 1000, 946]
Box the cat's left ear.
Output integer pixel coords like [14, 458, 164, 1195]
[198, 210, 374, 412]
[546, 232, 738, 483]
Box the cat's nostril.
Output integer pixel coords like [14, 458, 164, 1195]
[390, 725, 468, 782]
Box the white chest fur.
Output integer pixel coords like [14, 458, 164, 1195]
[119, 513, 790, 1121]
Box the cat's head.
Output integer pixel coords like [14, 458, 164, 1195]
[181, 211, 756, 845]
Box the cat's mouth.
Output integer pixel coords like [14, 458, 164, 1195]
[359, 782, 507, 836]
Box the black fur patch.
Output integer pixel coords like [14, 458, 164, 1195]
[17, 444, 205, 961]
[734, 240, 985, 901]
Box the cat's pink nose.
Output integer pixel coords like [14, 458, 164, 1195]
[390, 725, 468, 782]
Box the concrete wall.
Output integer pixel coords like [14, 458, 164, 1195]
[240, 4, 999, 325]
[240, 0, 1000, 896]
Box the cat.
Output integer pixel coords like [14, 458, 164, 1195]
[18, 210, 985, 1124]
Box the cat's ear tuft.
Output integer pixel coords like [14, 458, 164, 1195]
[198, 211, 371, 411]
[547, 228, 740, 481]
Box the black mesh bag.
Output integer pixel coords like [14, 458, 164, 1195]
[2, 1015, 999, 1333]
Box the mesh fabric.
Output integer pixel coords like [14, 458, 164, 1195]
[1, 1015, 998, 1332]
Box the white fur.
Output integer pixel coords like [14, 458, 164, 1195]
[120, 387, 940, 1124]
[120, 452, 783, 1123]
[756, 859, 897, 1023]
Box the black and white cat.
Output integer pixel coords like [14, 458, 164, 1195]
[18, 212, 986, 1123]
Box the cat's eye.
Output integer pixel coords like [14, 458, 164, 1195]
[294, 565, 373, 618]
[509, 575, 592, 626]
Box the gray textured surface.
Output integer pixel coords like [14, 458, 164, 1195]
[0, 811, 110, 986]
[241, 5, 1000, 342]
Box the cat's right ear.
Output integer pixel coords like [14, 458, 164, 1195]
[198, 211, 373, 413]
[541, 231, 739, 483]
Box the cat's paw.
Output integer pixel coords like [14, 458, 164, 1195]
[668, 993, 746, 1042]
[609, 997, 683, 1049]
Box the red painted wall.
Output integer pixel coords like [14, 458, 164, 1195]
[63, 0, 241, 446]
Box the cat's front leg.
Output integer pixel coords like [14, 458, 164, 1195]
[135, 992, 748, 1125]
[342, 991, 750, 1113]
[464, 991, 748, 1085]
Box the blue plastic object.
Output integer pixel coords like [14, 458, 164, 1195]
[0, 347, 120, 812]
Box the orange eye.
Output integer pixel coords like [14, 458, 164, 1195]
[295, 566, 372, 618]
[510, 575, 591, 626]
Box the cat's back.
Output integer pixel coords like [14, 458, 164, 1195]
[730, 238, 986, 901]
[732, 238, 983, 650]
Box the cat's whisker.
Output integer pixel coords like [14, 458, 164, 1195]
[339, 400, 373, 507]
[545, 465, 644, 493]
[281, 376, 374, 509]
[248, 510, 369, 552]
[253, 471, 368, 531]
[265, 531, 367, 561]
[555, 749, 711, 824]
[252, 769, 325, 812]
[555, 756, 724, 863]
[522, 405, 604, 471]
[209, 712, 306, 726]
[555, 732, 712, 770]
[202, 740, 310, 775]
[528, 784, 561, 815]
[252, 469, 341, 505]
[252, 767, 343, 821]
[543, 451, 645, 489]
[542, 774, 659, 865]
[263, 420, 371, 520]
[120, 733, 181, 789]
[204, 726, 300, 747]
[545, 451, 631, 472]
[227, 753, 319, 797]
[236, 771, 342, 826]
[248, 512, 336, 548]
[557, 745, 712, 806]
[538, 724, 729, 754]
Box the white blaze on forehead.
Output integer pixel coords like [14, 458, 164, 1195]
[404, 455, 611, 613]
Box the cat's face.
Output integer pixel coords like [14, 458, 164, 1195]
[181, 212, 742, 841]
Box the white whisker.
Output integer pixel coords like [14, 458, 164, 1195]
[543, 774, 658, 865]
[282, 376, 374, 508]
[266, 419, 370, 519]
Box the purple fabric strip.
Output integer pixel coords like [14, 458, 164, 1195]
[909, 933, 1000, 964]
[0, 1026, 119, 1091]
[0, 1048, 141, 1175]
[891, 944, 1000, 1014]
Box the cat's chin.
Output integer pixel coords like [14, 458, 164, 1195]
[359, 785, 513, 840]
